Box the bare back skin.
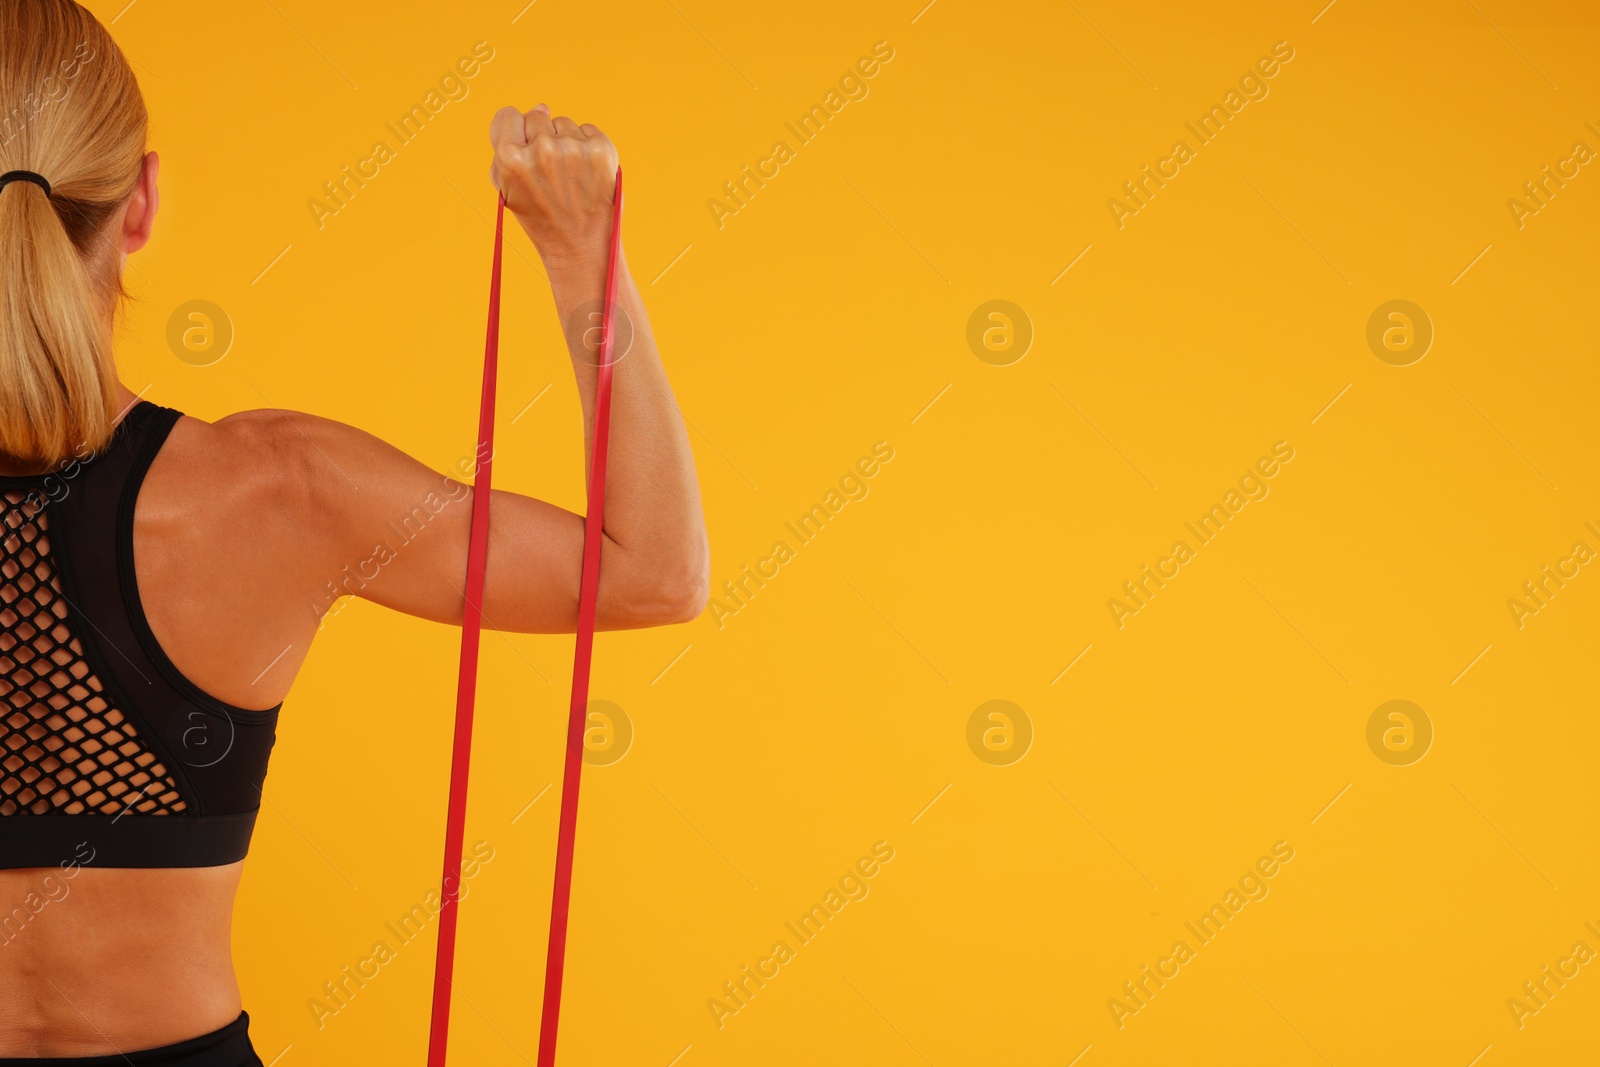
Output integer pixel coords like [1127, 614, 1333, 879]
[0, 107, 708, 1056]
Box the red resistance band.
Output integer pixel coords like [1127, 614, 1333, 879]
[428, 166, 624, 1067]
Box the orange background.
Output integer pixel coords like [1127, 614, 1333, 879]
[99, 0, 1600, 1063]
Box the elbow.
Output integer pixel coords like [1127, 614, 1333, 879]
[660, 540, 712, 623]
[617, 539, 710, 626]
[662, 572, 710, 624]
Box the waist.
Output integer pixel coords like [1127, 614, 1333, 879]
[0, 865, 243, 1058]
[0, 1013, 259, 1067]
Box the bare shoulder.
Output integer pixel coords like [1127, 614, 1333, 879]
[206, 406, 366, 461]
[145, 404, 491, 628]
[166, 406, 476, 549]
[162, 408, 327, 509]
[177, 406, 408, 500]
[204, 407, 446, 476]
[148, 406, 397, 541]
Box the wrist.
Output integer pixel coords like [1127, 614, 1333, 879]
[543, 237, 625, 295]
[543, 248, 608, 280]
[526, 226, 608, 274]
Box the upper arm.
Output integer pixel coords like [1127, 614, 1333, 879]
[220, 408, 702, 633]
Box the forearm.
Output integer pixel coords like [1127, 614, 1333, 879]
[545, 245, 708, 590]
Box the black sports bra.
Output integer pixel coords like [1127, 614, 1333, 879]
[0, 400, 280, 869]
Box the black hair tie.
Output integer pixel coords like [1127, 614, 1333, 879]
[0, 170, 51, 197]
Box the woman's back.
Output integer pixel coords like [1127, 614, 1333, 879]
[0, 4, 707, 1056]
[2, 379, 707, 1057]
[0, 398, 308, 1053]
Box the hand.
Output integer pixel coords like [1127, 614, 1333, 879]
[489, 103, 619, 272]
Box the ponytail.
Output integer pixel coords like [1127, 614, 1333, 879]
[0, 0, 147, 471]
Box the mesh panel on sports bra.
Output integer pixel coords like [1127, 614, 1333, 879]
[0, 488, 187, 817]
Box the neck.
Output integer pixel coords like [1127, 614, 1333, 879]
[112, 380, 142, 419]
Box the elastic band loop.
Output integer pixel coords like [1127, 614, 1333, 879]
[427, 190, 506, 1067]
[0, 170, 51, 197]
[427, 168, 623, 1067]
[536, 164, 623, 1067]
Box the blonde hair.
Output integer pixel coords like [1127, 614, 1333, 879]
[0, 0, 146, 470]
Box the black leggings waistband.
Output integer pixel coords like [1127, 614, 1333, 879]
[0, 1012, 262, 1067]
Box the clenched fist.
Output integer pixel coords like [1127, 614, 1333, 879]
[489, 103, 619, 271]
